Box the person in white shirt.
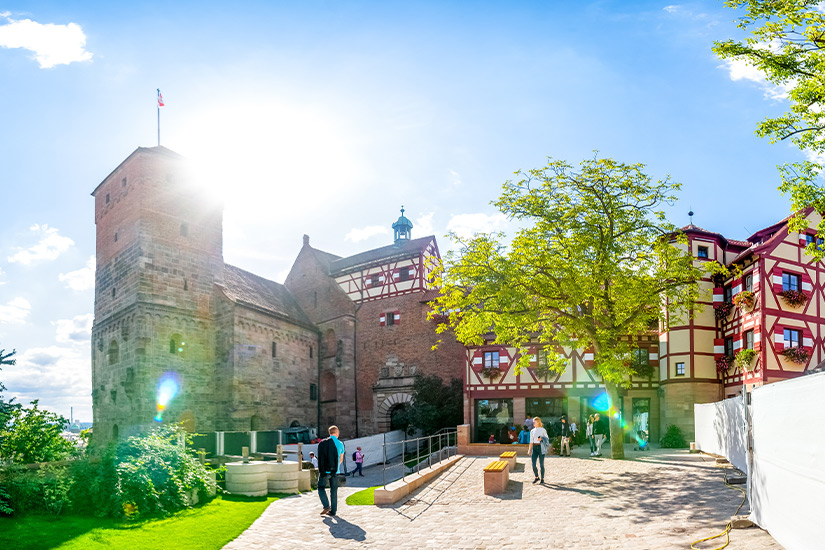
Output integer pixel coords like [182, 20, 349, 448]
[309, 451, 319, 469]
[526, 416, 549, 484]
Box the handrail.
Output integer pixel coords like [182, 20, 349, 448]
[381, 428, 458, 488]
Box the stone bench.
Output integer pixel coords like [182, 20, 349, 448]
[483, 460, 509, 495]
[499, 451, 517, 470]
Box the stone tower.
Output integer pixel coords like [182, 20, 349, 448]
[90, 146, 224, 441]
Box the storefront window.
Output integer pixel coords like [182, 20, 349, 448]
[525, 397, 566, 435]
[474, 399, 513, 443]
[631, 398, 650, 446]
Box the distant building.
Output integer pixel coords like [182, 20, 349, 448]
[90, 147, 463, 442]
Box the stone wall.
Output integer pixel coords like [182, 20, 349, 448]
[660, 381, 722, 442]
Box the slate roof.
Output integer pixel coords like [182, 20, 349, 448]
[219, 264, 316, 330]
[328, 236, 434, 275]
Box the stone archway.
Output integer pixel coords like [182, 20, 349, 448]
[376, 392, 414, 433]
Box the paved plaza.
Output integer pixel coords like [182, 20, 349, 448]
[225, 446, 782, 549]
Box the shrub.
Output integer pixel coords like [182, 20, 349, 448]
[0, 464, 71, 516]
[549, 435, 563, 455]
[660, 424, 688, 448]
[0, 400, 76, 464]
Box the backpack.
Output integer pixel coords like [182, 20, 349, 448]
[352, 451, 357, 461]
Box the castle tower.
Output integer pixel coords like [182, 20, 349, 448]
[90, 147, 224, 441]
[392, 206, 413, 243]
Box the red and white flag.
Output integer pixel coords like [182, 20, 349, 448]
[157, 89, 165, 107]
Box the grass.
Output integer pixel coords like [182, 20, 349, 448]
[345, 486, 379, 506]
[0, 494, 280, 550]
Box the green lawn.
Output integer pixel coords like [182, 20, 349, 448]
[345, 486, 379, 505]
[0, 494, 279, 550]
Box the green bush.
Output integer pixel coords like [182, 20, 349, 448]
[0, 400, 76, 464]
[660, 424, 688, 448]
[81, 425, 217, 518]
[0, 465, 72, 516]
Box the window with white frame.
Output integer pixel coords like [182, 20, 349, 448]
[483, 351, 500, 369]
[675, 362, 685, 376]
[783, 328, 801, 348]
[782, 273, 800, 292]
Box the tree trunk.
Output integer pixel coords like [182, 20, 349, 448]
[604, 381, 625, 460]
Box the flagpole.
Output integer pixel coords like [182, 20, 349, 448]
[157, 103, 160, 146]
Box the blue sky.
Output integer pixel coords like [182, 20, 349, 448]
[0, 1, 806, 422]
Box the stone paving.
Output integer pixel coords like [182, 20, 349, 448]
[224, 445, 783, 550]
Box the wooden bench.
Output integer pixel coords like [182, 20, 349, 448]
[499, 451, 517, 470]
[483, 460, 510, 495]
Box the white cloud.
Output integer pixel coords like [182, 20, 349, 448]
[59, 255, 95, 291]
[446, 212, 509, 239]
[415, 212, 435, 237]
[663, 5, 681, 14]
[3, 345, 92, 421]
[0, 266, 5, 285]
[0, 297, 31, 324]
[7, 224, 75, 264]
[448, 169, 462, 186]
[0, 13, 93, 69]
[345, 225, 390, 243]
[718, 40, 794, 101]
[54, 313, 93, 345]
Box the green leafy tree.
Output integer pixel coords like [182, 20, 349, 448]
[433, 156, 704, 459]
[399, 375, 463, 436]
[714, 1, 825, 255]
[0, 400, 75, 464]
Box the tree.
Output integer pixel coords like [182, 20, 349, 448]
[0, 346, 19, 424]
[433, 156, 704, 459]
[399, 375, 464, 436]
[0, 400, 75, 464]
[714, 1, 825, 255]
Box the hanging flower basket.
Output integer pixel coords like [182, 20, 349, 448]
[716, 355, 734, 375]
[781, 346, 810, 364]
[480, 366, 502, 381]
[735, 349, 758, 371]
[779, 290, 808, 308]
[714, 301, 733, 321]
[732, 291, 755, 310]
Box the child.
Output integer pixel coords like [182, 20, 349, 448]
[488, 434, 496, 444]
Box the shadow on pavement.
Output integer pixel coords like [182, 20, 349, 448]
[323, 516, 367, 541]
[492, 480, 524, 500]
[542, 482, 602, 497]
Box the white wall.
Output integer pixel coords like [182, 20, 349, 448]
[749, 372, 825, 550]
[285, 429, 407, 470]
[694, 373, 825, 549]
[694, 396, 747, 472]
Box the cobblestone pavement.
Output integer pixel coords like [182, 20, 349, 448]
[224, 446, 783, 550]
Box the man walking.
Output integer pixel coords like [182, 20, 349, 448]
[593, 413, 607, 457]
[317, 425, 344, 517]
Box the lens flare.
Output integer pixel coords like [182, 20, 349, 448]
[154, 373, 179, 422]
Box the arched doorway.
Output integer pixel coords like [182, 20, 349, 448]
[376, 392, 414, 433]
[389, 403, 409, 432]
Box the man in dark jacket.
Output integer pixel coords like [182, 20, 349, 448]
[559, 416, 571, 456]
[593, 413, 607, 456]
[317, 425, 342, 516]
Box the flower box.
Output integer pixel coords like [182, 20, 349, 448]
[716, 354, 734, 375]
[732, 291, 755, 311]
[779, 290, 808, 308]
[780, 346, 809, 364]
[480, 366, 502, 381]
[735, 349, 758, 372]
[714, 301, 733, 321]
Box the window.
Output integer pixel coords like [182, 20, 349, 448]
[631, 348, 649, 367]
[310, 346, 313, 358]
[744, 330, 754, 350]
[108, 340, 119, 365]
[114, 232, 118, 242]
[399, 267, 413, 282]
[180, 223, 188, 237]
[370, 273, 381, 286]
[724, 337, 734, 357]
[271, 342, 277, 358]
[483, 351, 500, 369]
[744, 273, 753, 292]
[782, 273, 800, 292]
[170, 334, 186, 356]
[386, 312, 395, 326]
[697, 246, 709, 259]
[474, 398, 513, 443]
[676, 362, 685, 376]
[122, 177, 127, 187]
[106, 193, 110, 204]
[783, 328, 801, 348]
[310, 383, 317, 401]
[806, 234, 815, 246]
[112, 287, 116, 298]
[723, 285, 732, 303]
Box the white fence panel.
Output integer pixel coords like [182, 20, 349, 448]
[750, 372, 825, 550]
[694, 397, 747, 473]
[285, 429, 407, 470]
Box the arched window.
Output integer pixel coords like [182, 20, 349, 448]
[170, 334, 186, 356]
[250, 414, 262, 431]
[108, 340, 119, 365]
[112, 424, 119, 439]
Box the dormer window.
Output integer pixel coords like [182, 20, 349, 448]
[697, 246, 708, 259]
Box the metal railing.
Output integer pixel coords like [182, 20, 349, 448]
[381, 428, 458, 487]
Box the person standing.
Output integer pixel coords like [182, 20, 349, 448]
[353, 446, 365, 477]
[317, 425, 344, 517]
[559, 416, 571, 457]
[309, 451, 319, 469]
[587, 415, 596, 456]
[593, 413, 607, 457]
[570, 418, 578, 446]
[518, 425, 530, 444]
[527, 416, 549, 484]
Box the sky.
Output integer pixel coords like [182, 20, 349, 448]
[0, 1, 809, 422]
